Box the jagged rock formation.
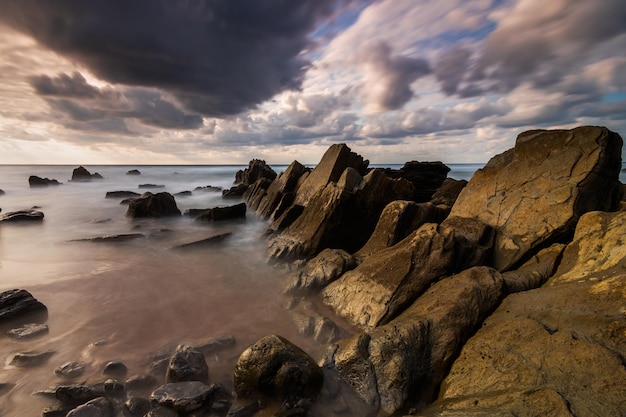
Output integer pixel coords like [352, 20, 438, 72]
[125, 192, 181, 218]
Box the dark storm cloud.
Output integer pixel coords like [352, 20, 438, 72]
[434, 44, 472, 96]
[0, 0, 350, 116]
[31, 72, 107, 99]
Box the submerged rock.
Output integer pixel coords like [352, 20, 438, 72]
[55, 361, 88, 379]
[0, 209, 44, 223]
[6, 322, 49, 340]
[126, 169, 141, 175]
[195, 203, 246, 222]
[151, 381, 212, 412]
[172, 232, 232, 249]
[10, 350, 55, 367]
[105, 190, 140, 199]
[29, 175, 61, 187]
[139, 184, 165, 189]
[126, 192, 181, 218]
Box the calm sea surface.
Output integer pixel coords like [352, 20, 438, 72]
[0, 163, 622, 415]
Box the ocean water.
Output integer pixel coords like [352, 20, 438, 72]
[0, 162, 622, 416]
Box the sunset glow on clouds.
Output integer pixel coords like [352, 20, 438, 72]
[0, 0, 625, 164]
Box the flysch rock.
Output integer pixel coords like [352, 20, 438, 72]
[448, 126, 623, 271]
[255, 160, 308, 220]
[0, 209, 44, 223]
[0, 289, 48, 326]
[420, 210, 626, 417]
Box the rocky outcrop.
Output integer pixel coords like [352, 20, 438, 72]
[380, 161, 450, 202]
[235, 159, 277, 186]
[283, 249, 357, 295]
[354, 201, 450, 261]
[0, 289, 48, 326]
[0, 209, 44, 222]
[125, 192, 181, 218]
[267, 167, 414, 261]
[71, 166, 103, 181]
[29, 175, 61, 187]
[324, 266, 505, 415]
[449, 126, 623, 271]
[430, 178, 467, 207]
[424, 210, 626, 417]
[233, 335, 323, 402]
[195, 203, 246, 222]
[256, 161, 308, 220]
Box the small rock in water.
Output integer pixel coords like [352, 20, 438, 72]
[10, 350, 55, 367]
[0, 289, 47, 325]
[166, 344, 209, 383]
[54, 361, 87, 379]
[0, 209, 44, 223]
[55, 384, 104, 405]
[102, 361, 128, 379]
[66, 397, 114, 417]
[175, 190, 192, 196]
[105, 190, 140, 199]
[103, 378, 124, 396]
[139, 184, 165, 188]
[6, 323, 49, 340]
[126, 169, 141, 175]
[151, 381, 213, 412]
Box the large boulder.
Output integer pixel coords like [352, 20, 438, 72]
[321, 223, 457, 330]
[267, 168, 414, 262]
[324, 266, 505, 416]
[380, 161, 450, 202]
[294, 144, 368, 207]
[425, 211, 626, 417]
[0, 289, 47, 326]
[233, 335, 323, 402]
[125, 192, 181, 218]
[449, 126, 623, 271]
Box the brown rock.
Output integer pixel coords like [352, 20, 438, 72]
[283, 249, 357, 295]
[430, 178, 467, 207]
[125, 192, 181, 218]
[449, 126, 623, 271]
[380, 161, 450, 202]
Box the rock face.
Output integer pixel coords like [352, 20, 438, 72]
[283, 249, 357, 295]
[324, 266, 505, 415]
[430, 178, 467, 207]
[380, 161, 450, 202]
[126, 192, 181, 218]
[0, 289, 48, 326]
[255, 160, 308, 220]
[0, 209, 44, 222]
[425, 210, 626, 417]
[29, 175, 61, 187]
[449, 126, 623, 271]
[71, 166, 103, 181]
[233, 335, 323, 402]
[268, 167, 414, 261]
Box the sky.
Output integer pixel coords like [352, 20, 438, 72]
[0, 0, 625, 165]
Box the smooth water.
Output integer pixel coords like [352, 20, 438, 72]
[0, 162, 618, 416]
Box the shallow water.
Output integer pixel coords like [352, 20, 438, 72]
[1, 162, 618, 416]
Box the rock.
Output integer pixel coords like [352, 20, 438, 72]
[105, 191, 140, 199]
[174, 190, 192, 196]
[226, 400, 260, 417]
[235, 159, 277, 186]
[42, 404, 75, 417]
[125, 374, 158, 392]
[268, 168, 413, 261]
[194, 185, 222, 192]
[424, 210, 626, 417]
[0, 209, 44, 222]
[501, 243, 566, 294]
[324, 266, 505, 415]
[55, 361, 88, 379]
[120, 198, 137, 205]
[430, 178, 467, 207]
[125, 192, 181, 218]
[0, 189, 4, 195]
[126, 169, 141, 175]
[449, 126, 623, 271]
[294, 144, 368, 207]
[6, 322, 49, 339]
[194, 335, 236, 355]
[103, 378, 124, 396]
[10, 350, 55, 367]
[195, 203, 246, 222]
[66, 397, 114, 417]
[166, 344, 209, 383]
[441, 216, 495, 271]
[283, 249, 357, 295]
[267, 204, 304, 234]
[380, 161, 450, 202]
[223, 183, 249, 198]
[172, 232, 232, 249]
[0, 289, 47, 325]
[255, 161, 308, 220]
[71, 166, 102, 181]
[124, 396, 152, 416]
[313, 317, 342, 344]
[73, 233, 146, 243]
[244, 177, 274, 211]
[321, 223, 457, 330]
[233, 335, 323, 402]
[102, 361, 128, 379]
[355, 201, 450, 260]
[139, 184, 165, 188]
[55, 384, 105, 405]
[145, 406, 179, 417]
[29, 175, 61, 187]
[151, 381, 212, 412]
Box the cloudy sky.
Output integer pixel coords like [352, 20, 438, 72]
[0, 0, 625, 165]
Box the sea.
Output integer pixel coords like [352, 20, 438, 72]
[0, 163, 622, 416]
